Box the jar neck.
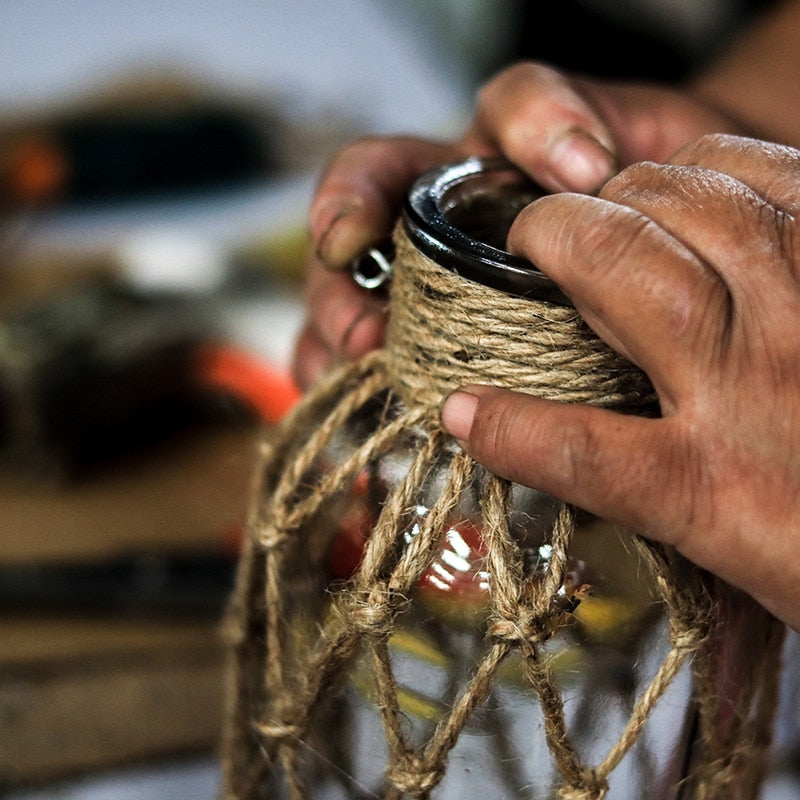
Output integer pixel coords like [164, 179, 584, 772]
[385, 222, 657, 416]
[402, 156, 569, 303]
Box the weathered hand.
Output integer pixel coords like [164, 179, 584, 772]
[441, 134, 800, 631]
[293, 137, 459, 388]
[293, 62, 745, 388]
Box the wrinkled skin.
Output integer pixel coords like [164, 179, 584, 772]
[442, 134, 800, 632]
[292, 61, 800, 632]
[293, 63, 748, 388]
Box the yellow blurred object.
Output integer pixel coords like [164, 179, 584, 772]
[573, 595, 649, 647]
[236, 225, 312, 285]
[389, 628, 449, 668]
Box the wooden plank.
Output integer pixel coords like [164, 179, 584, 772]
[0, 613, 227, 787]
[0, 427, 259, 564]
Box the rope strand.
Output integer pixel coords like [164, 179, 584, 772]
[222, 223, 784, 799]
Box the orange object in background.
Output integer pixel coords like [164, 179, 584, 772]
[194, 343, 301, 425]
[4, 135, 70, 204]
[195, 344, 303, 559]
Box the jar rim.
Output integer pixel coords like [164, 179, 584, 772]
[403, 157, 570, 304]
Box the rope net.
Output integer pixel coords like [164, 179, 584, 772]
[221, 225, 785, 799]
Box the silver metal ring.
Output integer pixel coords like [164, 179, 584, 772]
[351, 246, 394, 290]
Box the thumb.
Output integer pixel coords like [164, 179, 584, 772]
[440, 385, 675, 540]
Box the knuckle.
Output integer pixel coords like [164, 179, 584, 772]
[477, 60, 541, 99]
[778, 209, 800, 264]
[556, 415, 605, 490]
[678, 132, 736, 161]
[317, 136, 375, 181]
[473, 396, 517, 470]
[468, 391, 536, 482]
[335, 135, 403, 169]
[599, 160, 662, 202]
[475, 61, 572, 159]
[580, 204, 654, 274]
[667, 133, 740, 171]
[322, 135, 415, 180]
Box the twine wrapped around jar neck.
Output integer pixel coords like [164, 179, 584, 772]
[386, 222, 657, 416]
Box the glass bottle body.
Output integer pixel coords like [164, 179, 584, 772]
[265, 394, 694, 800]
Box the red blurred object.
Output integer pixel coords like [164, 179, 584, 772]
[326, 485, 493, 620]
[327, 471, 373, 580]
[195, 343, 301, 425]
[416, 519, 489, 600]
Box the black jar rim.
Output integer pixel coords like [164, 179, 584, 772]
[402, 157, 571, 305]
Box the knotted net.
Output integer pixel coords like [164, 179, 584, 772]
[221, 224, 785, 799]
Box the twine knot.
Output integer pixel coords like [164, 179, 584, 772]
[254, 521, 289, 550]
[696, 755, 743, 790]
[386, 755, 445, 795]
[254, 718, 302, 743]
[669, 617, 710, 653]
[489, 612, 560, 645]
[669, 628, 704, 653]
[341, 584, 401, 638]
[557, 769, 609, 800]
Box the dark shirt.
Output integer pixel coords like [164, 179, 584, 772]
[505, 0, 780, 82]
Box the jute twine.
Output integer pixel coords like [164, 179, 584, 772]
[221, 223, 785, 799]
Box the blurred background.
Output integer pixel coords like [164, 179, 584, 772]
[0, 1, 796, 798]
[0, 4, 482, 798]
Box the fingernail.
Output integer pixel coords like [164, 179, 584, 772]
[441, 390, 478, 443]
[340, 305, 386, 358]
[312, 200, 358, 268]
[549, 130, 617, 192]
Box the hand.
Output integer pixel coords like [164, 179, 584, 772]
[441, 133, 800, 631]
[293, 62, 747, 387]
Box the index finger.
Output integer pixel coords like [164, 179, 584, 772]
[309, 136, 462, 270]
[462, 62, 618, 193]
[507, 193, 725, 405]
[668, 133, 800, 211]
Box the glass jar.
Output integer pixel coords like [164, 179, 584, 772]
[310, 445, 686, 800]
[224, 158, 783, 800]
